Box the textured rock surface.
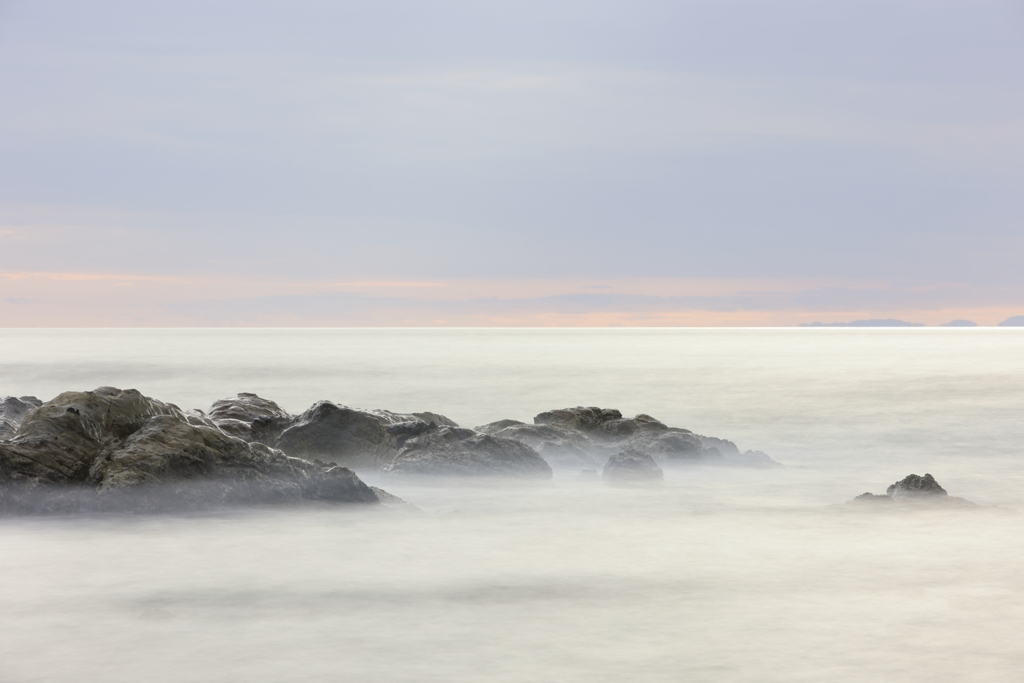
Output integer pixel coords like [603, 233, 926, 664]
[208, 392, 294, 444]
[886, 473, 947, 498]
[0, 396, 43, 440]
[0, 387, 383, 514]
[518, 406, 779, 470]
[382, 426, 552, 479]
[602, 448, 664, 482]
[272, 401, 459, 470]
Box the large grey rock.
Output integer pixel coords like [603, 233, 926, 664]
[602, 448, 664, 482]
[0, 396, 43, 440]
[525, 406, 779, 469]
[475, 420, 599, 469]
[208, 392, 294, 444]
[0, 387, 384, 514]
[273, 400, 457, 470]
[382, 426, 552, 479]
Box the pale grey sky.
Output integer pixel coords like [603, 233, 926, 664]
[1, 0, 1022, 325]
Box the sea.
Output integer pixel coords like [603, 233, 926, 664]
[1, 328, 1022, 683]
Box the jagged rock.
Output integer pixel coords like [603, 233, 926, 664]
[534, 407, 623, 434]
[0, 396, 43, 440]
[602, 448, 663, 482]
[524, 406, 779, 469]
[273, 401, 457, 470]
[886, 473, 947, 498]
[382, 426, 552, 479]
[0, 387, 386, 514]
[208, 393, 294, 444]
[847, 473, 974, 508]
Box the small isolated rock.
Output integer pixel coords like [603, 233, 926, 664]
[886, 473, 947, 499]
[602, 448, 663, 483]
[846, 473, 974, 508]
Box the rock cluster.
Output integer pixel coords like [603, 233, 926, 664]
[2, 389, 780, 513]
[0, 388, 385, 514]
[478, 406, 780, 471]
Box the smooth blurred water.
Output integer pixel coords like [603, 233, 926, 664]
[1, 328, 1023, 682]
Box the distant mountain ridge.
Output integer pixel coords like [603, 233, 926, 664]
[800, 319, 924, 327]
[799, 316, 1024, 327]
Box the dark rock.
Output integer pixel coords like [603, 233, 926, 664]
[699, 436, 740, 456]
[533, 406, 623, 434]
[0, 387, 386, 514]
[522, 406, 780, 468]
[208, 393, 294, 444]
[886, 473, 947, 498]
[382, 426, 552, 479]
[602, 448, 664, 482]
[273, 401, 458, 470]
[476, 420, 598, 469]
[846, 473, 975, 508]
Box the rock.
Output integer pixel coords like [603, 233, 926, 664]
[886, 473, 947, 499]
[476, 420, 599, 469]
[382, 426, 552, 479]
[533, 406, 623, 434]
[370, 486, 420, 510]
[0, 387, 387, 514]
[0, 395, 43, 440]
[846, 473, 974, 507]
[632, 430, 704, 462]
[602, 448, 664, 482]
[527, 406, 779, 468]
[208, 393, 294, 445]
[273, 401, 457, 470]
[850, 492, 894, 504]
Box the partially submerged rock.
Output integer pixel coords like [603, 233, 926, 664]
[485, 405, 780, 471]
[848, 473, 974, 508]
[602, 448, 664, 483]
[886, 473, 947, 499]
[382, 426, 552, 479]
[272, 401, 457, 470]
[475, 420, 600, 469]
[0, 387, 386, 514]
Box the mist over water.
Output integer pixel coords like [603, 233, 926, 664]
[2, 328, 1023, 681]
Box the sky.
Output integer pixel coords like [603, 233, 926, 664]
[1, 0, 1023, 326]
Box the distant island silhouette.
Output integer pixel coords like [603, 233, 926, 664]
[799, 316, 1024, 327]
[800, 319, 924, 327]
